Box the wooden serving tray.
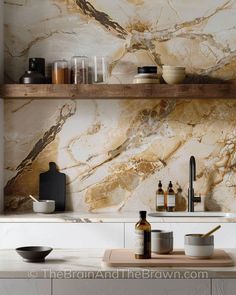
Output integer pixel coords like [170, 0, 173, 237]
[103, 249, 234, 267]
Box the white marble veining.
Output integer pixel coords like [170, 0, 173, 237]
[1, 248, 236, 279]
[3, 1, 236, 213]
[4, 0, 236, 83]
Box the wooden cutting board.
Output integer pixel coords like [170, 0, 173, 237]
[39, 162, 66, 211]
[103, 249, 234, 267]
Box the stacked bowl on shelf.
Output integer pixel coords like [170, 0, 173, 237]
[132, 65, 186, 85]
[162, 65, 186, 84]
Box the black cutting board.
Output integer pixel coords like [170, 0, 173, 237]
[39, 162, 66, 211]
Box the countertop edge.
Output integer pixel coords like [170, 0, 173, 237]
[1, 212, 236, 223]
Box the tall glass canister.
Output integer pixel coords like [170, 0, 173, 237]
[71, 56, 88, 84]
[52, 60, 69, 84]
[92, 56, 108, 84]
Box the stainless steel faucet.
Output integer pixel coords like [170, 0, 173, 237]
[188, 156, 201, 212]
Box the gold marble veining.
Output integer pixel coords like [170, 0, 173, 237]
[3, 0, 236, 212]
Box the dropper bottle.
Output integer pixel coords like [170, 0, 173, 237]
[166, 181, 175, 212]
[156, 181, 165, 211]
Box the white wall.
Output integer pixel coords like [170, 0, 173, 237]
[0, 222, 235, 249]
[0, 0, 4, 213]
[0, 223, 124, 249]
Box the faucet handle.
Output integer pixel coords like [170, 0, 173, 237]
[194, 194, 201, 203]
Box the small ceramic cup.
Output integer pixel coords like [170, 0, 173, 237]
[184, 234, 214, 259]
[162, 65, 186, 84]
[151, 230, 173, 254]
[162, 65, 185, 71]
[33, 200, 55, 214]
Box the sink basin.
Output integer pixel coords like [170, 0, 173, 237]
[149, 212, 236, 218]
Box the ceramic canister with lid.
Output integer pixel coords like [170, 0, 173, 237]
[133, 66, 160, 84]
[151, 230, 173, 254]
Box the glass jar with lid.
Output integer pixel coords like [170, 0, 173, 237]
[71, 56, 88, 84]
[52, 60, 69, 84]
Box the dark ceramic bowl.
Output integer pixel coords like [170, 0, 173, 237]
[16, 246, 53, 262]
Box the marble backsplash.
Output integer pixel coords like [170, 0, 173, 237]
[3, 0, 236, 212]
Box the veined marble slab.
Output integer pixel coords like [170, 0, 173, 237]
[1, 248, 236, 279]
[1, 212, 236, 223]
[3, 0, 236, 213]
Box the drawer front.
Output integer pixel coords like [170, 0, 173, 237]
[53, 279, 210, 295]
[212, 279, 236, 295]
[0, 279, 51, 295]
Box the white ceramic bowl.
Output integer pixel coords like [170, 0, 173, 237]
[33, 200, 55, 214]
[185, 244, 214, 259]
[162, 69, 185, 74]
[184, 234, 214, 259]
[162, 73, 186, 84]
[162, 65, 185, 71]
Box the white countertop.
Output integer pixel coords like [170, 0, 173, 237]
[1, 248, 236, 279]
[1, 212, 236, 223]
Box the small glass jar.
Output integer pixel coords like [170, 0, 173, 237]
[52, 60, 69, 84]
[71, 56, 88, 84]
[91, 56, 108, 84]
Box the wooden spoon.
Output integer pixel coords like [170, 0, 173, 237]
[201, 225, 221, 238]
[29, 194, 39, 202]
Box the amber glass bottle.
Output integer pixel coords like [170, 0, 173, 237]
[166, 181, 175, 212]
[135, 211, 151, 259]
[156, 180, 165, 211]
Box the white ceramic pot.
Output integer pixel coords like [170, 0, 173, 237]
[162, 73, 186, 84]
[33, 200, 55, 214]
[185, 244, 214, 259]
[162, 69, 185, 74]
[184, 234, 214, 259]
[151, 230, 173, 254]
[162, 65, 185, 71]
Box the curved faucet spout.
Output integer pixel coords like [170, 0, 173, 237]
[188, 156, 200, 212]
[189, 156, 196, 189]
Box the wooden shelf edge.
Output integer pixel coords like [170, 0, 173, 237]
[0, 84, 236, 99]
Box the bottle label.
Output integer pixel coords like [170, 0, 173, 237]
[135, 230, 151, 255]
[156, 194, 164, 206]
[167, 195, 175, 207]
[135, 230, 144, 255]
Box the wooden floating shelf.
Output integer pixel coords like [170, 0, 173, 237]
[0, 84, 236, 99]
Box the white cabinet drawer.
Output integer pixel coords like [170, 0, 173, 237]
[212, 279, 236, 295]
[53, 279, 210, 295]
[0, 223, 124, 249]
[0, 279, 51, 295]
